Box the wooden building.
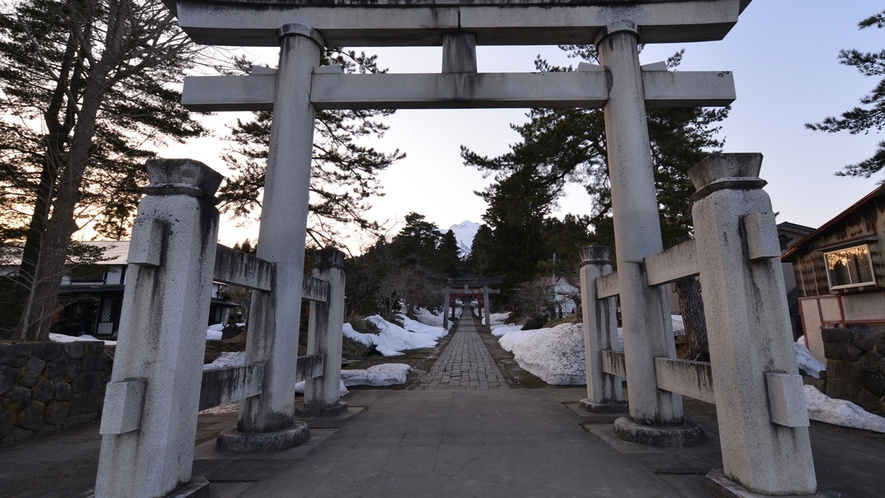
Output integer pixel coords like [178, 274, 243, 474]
[782, 184, 885, 362]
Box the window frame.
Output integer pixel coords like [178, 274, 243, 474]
[823, 244, 876, 290]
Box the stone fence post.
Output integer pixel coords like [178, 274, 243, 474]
[299, 248, 348, 417]
[579, 246, 627, 413]
[95, 159, 222, 498]
[690, 153, 817, 495]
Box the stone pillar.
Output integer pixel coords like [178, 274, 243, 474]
[300, 248, 348, 417]
[234, 24, 322, 445]
[579, 246, 627, 413]
[690, 154, 816, 495]
[596, 22, 701, 446]
[95, 159, 221, 498]
[443, 286, 451, 330]
[483, 286, 491, 327]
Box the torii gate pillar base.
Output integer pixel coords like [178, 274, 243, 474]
[297, 401, 349, 418]
[580, 398, 628, 414]
[215, 422, 310, 454]
[705, 470, 829, 498]
[613, 417, 705, 448]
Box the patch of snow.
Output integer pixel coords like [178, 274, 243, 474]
[343, 322, 378, 348]
[203, 351, 246, 370]
[206, 323, 224, 341]
[795, 336, 826, 378]
[398, 314, 448, 341]
[49, 333, 116, 345]
[671, 315, 685, 336]
[489, 312, 510, 326]
[804, 385, 885, 433]
[491, 323, 523, 337]
[341, 363, 411, 386]
[498, 323, 586, 385]
[413, 307, 446, 328]
[345, 315, 447, 356]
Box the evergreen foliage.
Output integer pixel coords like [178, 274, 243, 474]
[343, 213, 462, 317]
[463, 47, 726, 288]
[463, 46, 725, 337]
[807, 9, 885, 179]
[0, 0, 204, 339]
[217, 50, 405, 246]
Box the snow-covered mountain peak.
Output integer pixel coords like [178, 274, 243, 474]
[448, 221, 481, 257]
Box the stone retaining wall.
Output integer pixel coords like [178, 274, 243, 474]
[0, 341, 106, 444]
[821, 328, 885, 415]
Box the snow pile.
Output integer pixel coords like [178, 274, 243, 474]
[671, 315, 685, 336]
[491, 323, 523, 337]
[344, 315, 447, 356]
[203, 351, 246, 370]
[489, 312, 510, 326]
[50, 333, 116, 345]
[498, 323, 586, 385]
[804, 385, 885, 433]
[412, 308, 447, 328]
[795, 337, 826, 379]
[206, 323, 224, 341]
[341, 363, 411, 386]
[398, 314, 448, 341]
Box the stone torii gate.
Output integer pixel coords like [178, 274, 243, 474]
[175, 0, 736, 452]
[441, 276, 504, 328]
[103, 1, 817, 497]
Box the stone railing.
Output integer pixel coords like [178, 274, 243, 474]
[579, 154, 816, 496]
[820, 327, 885, 415]
[1, 341, 105, 444]
[95, 159, 347, 498]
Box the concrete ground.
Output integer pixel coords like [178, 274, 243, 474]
[1, 315, 884, 497]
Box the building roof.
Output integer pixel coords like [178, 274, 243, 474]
[781, 183, 885, 261]
[776, 221, 815, 235]
[2, 240, 131, 266]
[79, 241, 130, 265]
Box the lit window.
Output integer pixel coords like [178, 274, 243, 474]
[824, 245, 875, 289]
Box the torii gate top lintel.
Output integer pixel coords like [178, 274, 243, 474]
[170, 0, 752, 48]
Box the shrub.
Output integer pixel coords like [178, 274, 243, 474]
[522, 316, 548, 330]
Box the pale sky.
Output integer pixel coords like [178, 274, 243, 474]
[162, 0, 885, 252]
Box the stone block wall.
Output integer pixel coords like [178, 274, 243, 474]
[821, 328, 885, 415]
[0, 341, 106, 444]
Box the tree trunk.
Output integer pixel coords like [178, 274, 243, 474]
[675, 277, 709, 361]
[15, 29, 82, 303]
[19, 64, 111, 340]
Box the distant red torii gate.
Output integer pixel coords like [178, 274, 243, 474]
[441, 276, 505, 329]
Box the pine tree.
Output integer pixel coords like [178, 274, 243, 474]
[807, 10, 885, 179]
[0, 0, 205, 339]
[463, 47, 726, 357]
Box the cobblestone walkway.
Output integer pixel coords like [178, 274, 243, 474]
[420, 308, 509, 389]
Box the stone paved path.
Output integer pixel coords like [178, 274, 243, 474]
[420, 307, 508, 389]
